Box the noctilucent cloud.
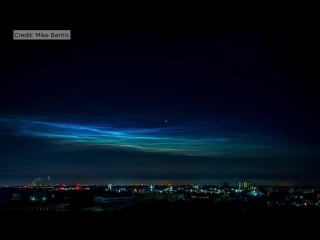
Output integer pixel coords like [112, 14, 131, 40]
[1, 27, 320, 185]
[0, 117, 303, 157]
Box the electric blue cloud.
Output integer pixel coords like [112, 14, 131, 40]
[0, 117, 294, 157]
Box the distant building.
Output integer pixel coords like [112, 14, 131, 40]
[137, 192, 185, 202]
[25, 203, 70, 212]
[238, 181, 254, 190]
[94, 196, 136, 211]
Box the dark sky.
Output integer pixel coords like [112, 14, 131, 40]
[1, 20, 320, 186]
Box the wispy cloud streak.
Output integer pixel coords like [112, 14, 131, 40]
[0, 118, 279, 157]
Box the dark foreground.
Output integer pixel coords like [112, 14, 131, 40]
[2, 203, 319, 237]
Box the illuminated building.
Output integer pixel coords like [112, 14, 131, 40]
[238, 181, 254, 190]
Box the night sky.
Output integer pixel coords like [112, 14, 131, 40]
[1, 22, 320, 185]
